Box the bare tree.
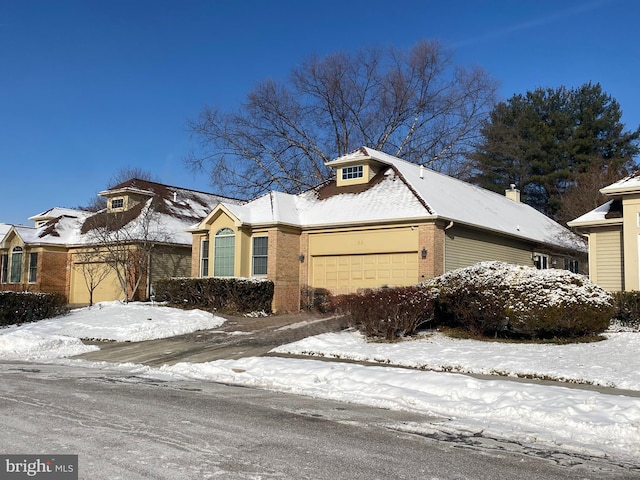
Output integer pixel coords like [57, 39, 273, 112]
[107, 167, 157, 189]
[558, 159, 631, 226]
[84, 199, 169, 302]
[72, 247, 112, 306]
[187, 41, 498, 199]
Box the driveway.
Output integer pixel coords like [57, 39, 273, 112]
[76, 312, 350, 366]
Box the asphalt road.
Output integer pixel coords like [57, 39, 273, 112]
[0, 361, 636, 480]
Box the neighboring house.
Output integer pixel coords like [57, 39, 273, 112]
[568, 172, 640, 292]
[190, 147, 585, 312]
[0, 208, 92, 297]
[0, 179, 236, 305]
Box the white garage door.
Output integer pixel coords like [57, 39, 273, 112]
[311, 253, 418, 295]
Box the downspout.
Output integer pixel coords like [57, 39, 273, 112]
[146, 248, 152, 300]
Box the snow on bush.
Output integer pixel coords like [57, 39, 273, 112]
[424, 261, 614, 339]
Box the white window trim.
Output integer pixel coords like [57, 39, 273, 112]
[28, 252, 38, 283]
[533, 252, 550, 270]
[110, 197, 125, 210]
[213, 228, 235, 277]
[200, 238, 209, 277]
[342, 165, 364, 180]
[251, 236, 268, 277]
[9, 246, 23, 283]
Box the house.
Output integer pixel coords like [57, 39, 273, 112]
[568, 172, 640, 291]
[0, 179, 237, 305]
[190, 147, 585, 312]
[0, 209, 92, 297]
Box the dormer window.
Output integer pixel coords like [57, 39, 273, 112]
[111, 198, 124, 210]
[342, 165, 364, 180]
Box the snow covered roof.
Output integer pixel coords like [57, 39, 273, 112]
[599, 171, 640, 195]
[3, 179, 238, 248]
[567, 172, 636, 228]
[0, 223, 11, 243]
[567, 200, 623, 228]
[203, 147, 583, 251]
[28, 207, 88, 224]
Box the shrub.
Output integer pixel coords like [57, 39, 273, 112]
[612, 291, 640, 330]
[154, 277, 274, 314]
[0, 292, 69, 326]
[426, 261, 614, 339]
[300, 286, 333, 312]
[343, 286, 435, 341]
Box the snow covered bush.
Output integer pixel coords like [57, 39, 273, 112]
[612, 291, 640, 330]
[425, 261, 614, 339]
[344, 286, 435, 341]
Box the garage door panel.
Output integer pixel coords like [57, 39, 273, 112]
[311, 252, 418, 294]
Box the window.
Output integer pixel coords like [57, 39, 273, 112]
[342, 165, 363, 180]
[0, 254, 7, 283]
[200, 238, 209, 277]
[565, 258, 579, 273]
[10, 246, 23, 283]
[111, 198, 124, 209]
[533, 253, 549, 270]
[252, 237, 268, 276]
[214, 228, 235, 277]
[28, 252, 38, 283]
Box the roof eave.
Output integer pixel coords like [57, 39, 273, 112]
[566, 218, 623, 228]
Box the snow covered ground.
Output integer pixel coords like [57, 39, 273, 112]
[1, 302, 639, 464]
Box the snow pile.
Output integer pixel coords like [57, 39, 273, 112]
[0, 330, 98, 360]
[1, 301, 225, 342]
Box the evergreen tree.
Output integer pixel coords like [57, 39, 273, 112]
[470, 83, 640, 221]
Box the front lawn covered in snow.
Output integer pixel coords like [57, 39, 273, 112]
[0, 301, 224, 360]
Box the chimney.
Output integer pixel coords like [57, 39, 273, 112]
[505, 184, 520, 203]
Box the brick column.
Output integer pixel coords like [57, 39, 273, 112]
[269, 228, 301, 312]
[418, 222, 445, 281]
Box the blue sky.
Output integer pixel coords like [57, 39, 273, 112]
[1, 0, 636, 225]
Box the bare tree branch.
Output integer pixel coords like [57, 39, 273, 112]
[186, 41, 498, 198]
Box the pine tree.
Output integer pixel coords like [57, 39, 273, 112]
[470, 83, 640, 222]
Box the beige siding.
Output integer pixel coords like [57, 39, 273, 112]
[312, 252, 418, 295]
[445, 227, 533, 271]
[69, 262, 123, 304]
[592, 227, 624, 291]
[150, 248, 191, 281]
[309, 227, 417, 255]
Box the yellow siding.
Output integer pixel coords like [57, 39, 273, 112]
[444, 227, 533, 271]
[150, 248, 191, 282]
[592, 227, 624, 291]
[309, 227, 417, 255]
[69, 261, 123, 304]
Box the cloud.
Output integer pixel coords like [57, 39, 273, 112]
[453, 0, 617, 49]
